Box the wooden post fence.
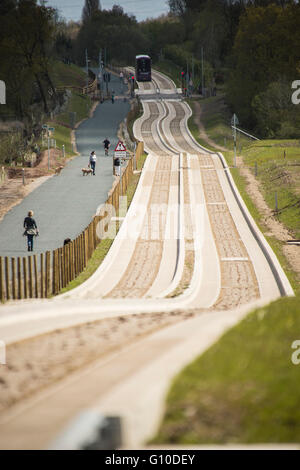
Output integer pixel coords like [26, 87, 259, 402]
[0, 140, 145, 301]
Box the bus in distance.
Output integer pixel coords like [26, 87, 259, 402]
[135, 55, 151, 82]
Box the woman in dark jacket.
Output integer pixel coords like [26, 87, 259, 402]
[23, 210, 38, 251]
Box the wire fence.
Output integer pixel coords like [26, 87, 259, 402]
[0, 141, 144, 301]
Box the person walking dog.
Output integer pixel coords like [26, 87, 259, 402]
[89, 151, 97, 175]
[23, 210, 38, 252]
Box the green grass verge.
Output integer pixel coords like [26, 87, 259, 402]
[55, 92, 92, 130]
[127, 101, 143, 143]
[153, 296, 300, 444]
[153, 59, 181, 87]
[228, 157, 300, 296]
[188, 96, 254, 152]
[51, 61, 87, 88]
[60, 153, 147, 294]
[242, 140, 300, 239]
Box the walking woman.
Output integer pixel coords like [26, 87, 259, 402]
[23, 210, 38, 251]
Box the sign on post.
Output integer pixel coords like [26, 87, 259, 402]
[114, 140, 127, 157]
[114, 140, 127, 176]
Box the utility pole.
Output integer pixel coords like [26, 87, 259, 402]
[186, 59, 189, 83]
[192, 56, 194, 83]
[231, 113, 239, 168]
[201, 47, 204, 97]
[47, 129, 50, 170]
[99, 49, 103, 99]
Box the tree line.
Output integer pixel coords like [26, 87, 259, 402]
[166, 0, 300, 137]
[1, 0, 300, 138]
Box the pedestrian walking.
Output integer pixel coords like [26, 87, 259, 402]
[111, 92, 115, 104]
[114, 157, 121, 176]
[119, 71, 124, 82]
[23, 210, 38, 252]
[103, 138, 110, 156]
[89, 151, 97, 175]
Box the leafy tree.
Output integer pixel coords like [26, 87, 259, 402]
[227, 3, 300, 129]
[74, 6, 148, 65]
[82, 0, 101, 23]
[0, 0, 58, 118]
[252, 81, 300, 137]
[140, 17, 185, 61]
[168, 0, 187, 15]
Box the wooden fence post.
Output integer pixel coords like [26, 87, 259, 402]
[66, 243, 70, 283]
[11, 258, 16, 299]
[33, 255, 38, 298]
[5, 257, 10, 301]
[58, 248, 62, 291]
[45, 251, 50, 297]
[23, 257, 28, 299]
[80, 232, 85, 272]
[74, 240, 77, 278]
[93, 219, 96, 250]
[52, 250, 56, 295]
[70, 241, 74, 281]
[28, 256, 33, 298]
[84, 231, 88, 268]
[0, 257, 4, 302]
[76, 239, 79, 277]
[61, 246, 66, 288]
[17, 257, 22, 299]
[40, 253, 44, 298]
[55, 249, 59, 294]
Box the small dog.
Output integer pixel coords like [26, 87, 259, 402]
[55, 165, 63, 175]
[82, 167, 93, 176]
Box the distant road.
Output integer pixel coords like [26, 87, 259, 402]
[0, 74, 129, 258]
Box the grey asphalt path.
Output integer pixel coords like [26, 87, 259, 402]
[0, 73, 129, 258]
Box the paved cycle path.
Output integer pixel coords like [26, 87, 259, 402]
[0, 74, 129, 258]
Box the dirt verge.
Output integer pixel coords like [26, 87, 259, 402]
[0, 148, 65, 222]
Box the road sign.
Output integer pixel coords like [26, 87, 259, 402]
[114, 141, 127, 152]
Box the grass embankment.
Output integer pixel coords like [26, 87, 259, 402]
[127, 100, 143, 143]
[153, 59, 182, 87]
[154, 90, 300, 444]
[154, 296, 300, 444]
[43, 62, 93, 159]
[188, 94, 252, 151]
[60, 153, 147, 294]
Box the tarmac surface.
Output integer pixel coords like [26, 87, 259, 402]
[0, 73, 129, 258]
